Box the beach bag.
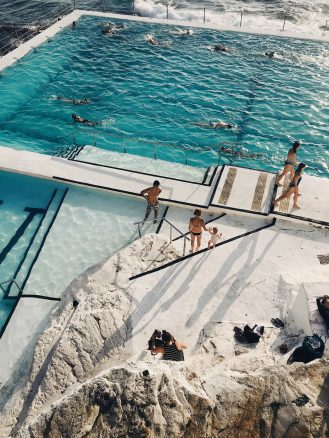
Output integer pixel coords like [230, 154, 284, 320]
[243, 324, 264, 343]
[302, 334, 325, 361]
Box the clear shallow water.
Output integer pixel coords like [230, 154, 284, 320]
[0, 16, 328, 176]
[0, 170, 161, 331]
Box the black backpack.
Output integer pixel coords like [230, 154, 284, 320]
[302, 334, 325, 361]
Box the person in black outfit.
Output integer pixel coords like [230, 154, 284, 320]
[316, 295, 329, 329]
[150, 330, 187, 361]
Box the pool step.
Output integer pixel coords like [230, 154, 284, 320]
[65, 145, 209, 185]
[4, 188, 68, 299]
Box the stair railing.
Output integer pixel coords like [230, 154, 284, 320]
[134, 217, 190, 256]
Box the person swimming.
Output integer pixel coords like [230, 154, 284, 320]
[221, 146, 263, 159]
[265, 51, 276, 59]
[101, 22, 124, 36]
[72, 113, 96, 126]
[55, 96, 91, 104]
[193, 121, 234, 129]
[146, 34, 159, 46]
[213, 44, 231, 53]
[172, 28, 193, 36]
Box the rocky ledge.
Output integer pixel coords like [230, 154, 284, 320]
[1, 233, 329, 438]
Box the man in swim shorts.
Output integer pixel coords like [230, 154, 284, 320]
[141, 180, 162, 223]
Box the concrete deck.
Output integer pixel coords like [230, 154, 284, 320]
[1, 146, 328, 226]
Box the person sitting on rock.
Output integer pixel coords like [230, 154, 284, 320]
[151, 330, 186, 361]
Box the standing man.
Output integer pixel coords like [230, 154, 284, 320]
[141, 180, 161, 223]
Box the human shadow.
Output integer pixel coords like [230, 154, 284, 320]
[159, 250, 212, 313]
[186, 229, 278, 328]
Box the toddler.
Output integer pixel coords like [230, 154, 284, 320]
[208, 227, 222, 249]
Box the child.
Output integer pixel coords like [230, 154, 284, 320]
[207, 227, 222, 249]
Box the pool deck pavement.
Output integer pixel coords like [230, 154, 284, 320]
[1, 145, 328, 227]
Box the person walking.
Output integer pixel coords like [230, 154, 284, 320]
[276, 141, 300, 186]
[274, 163, 306, 209]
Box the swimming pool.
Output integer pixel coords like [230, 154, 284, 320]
[0, 169, 162, 334]
[0, 15, 328, 176]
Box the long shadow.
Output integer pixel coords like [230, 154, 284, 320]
[95, 258, 189, 362]
[209, 230, 278, 323]
[186, 229, 278, 328]
[160, 250, 212, 313]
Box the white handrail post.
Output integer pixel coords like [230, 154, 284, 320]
[282, 13, 286, 31]
[203, 8, 206, 23]
[240, 11, 243, 27]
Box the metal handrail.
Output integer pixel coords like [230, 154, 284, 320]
[0, 278, 23, 297]
[134, 217, 190, 256]
[74, 124, 227, 166]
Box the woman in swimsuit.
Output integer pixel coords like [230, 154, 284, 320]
[189, 209, 209, 253]
[274, 163, 306, 209]
[276, 141, 300, 186]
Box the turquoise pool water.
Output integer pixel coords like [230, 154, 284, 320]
[0, 170, 162, 334]
[0, 16, 328, 175]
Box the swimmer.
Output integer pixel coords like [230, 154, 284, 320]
[55, 96, 91, 104]
[172, 28, 193, 36]
[193, 121, 234, 129]
[72, 113, 96, 126]
[101, 22, 124, 36]
[146, 34, 159, 46]
[213, 44, 231, 53]
[221, 146, 263, 160]
[265, 51, 276, 59]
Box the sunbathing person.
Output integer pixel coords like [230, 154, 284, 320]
[193, 121, 234, 129]
[273, 162, 306, 209]
[72, 113, 96, 126]
[276, 141, 300, 186]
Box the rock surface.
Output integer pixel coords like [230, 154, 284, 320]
[1, 233, 329, 438]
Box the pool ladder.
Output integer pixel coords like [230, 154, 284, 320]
[134, 217, 190, 256]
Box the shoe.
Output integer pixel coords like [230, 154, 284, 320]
[271, 318, 285, 328]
